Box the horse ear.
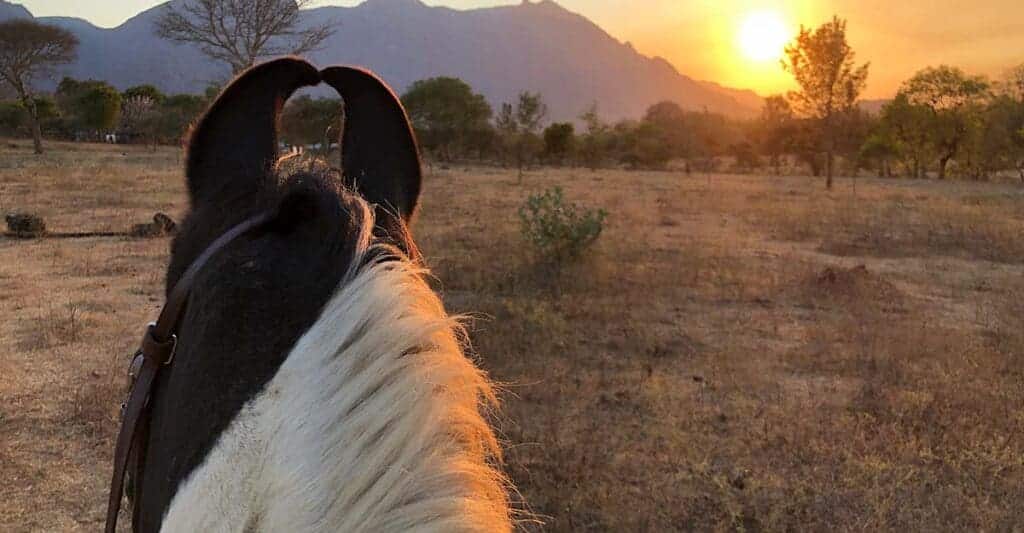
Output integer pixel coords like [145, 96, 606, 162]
[320, 66, 422, 225]
[186, 57, 320, 207]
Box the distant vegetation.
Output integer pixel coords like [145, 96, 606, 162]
[1, 14, 1023, 183]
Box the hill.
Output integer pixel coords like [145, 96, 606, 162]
[0, 0, 762, 120]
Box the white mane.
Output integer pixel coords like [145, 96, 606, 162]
[161, 199, 512, 532]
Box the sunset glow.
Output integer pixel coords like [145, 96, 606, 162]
[738, 10, 791, 62]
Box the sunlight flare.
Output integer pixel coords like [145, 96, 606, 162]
[738, 10, 791, 62]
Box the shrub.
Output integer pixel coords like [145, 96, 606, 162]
[519, 186, 607, 261]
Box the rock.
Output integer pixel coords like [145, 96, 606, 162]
[5, 212, 46, 238]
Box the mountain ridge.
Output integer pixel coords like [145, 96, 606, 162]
[0, 0, 762, 120]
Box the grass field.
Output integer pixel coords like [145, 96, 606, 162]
[1, 138, 1023, 531]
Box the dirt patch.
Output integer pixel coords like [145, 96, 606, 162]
[793, 264, 906, 313]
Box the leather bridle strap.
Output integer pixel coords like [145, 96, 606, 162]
[105, 211, 276, 533]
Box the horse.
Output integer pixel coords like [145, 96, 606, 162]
[119, 58, 511, 532]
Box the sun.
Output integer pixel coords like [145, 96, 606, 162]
[738, 10, 791, 62]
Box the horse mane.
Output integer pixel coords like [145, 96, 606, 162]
[162, 187, 513, 532]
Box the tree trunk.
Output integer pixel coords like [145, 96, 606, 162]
[825, 149, 834, 189]
[20, 93, 44, 154]
[938, 156, 950, 180]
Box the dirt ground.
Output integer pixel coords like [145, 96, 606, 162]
[1, 139, 1022, 531]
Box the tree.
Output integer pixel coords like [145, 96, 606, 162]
[1000, 64, 1024, 103]
[643, 101, 693, 160]
[995, 67, 1024, 182]
[729, 141, 760, 172]
[155, 0, 334, 74]
[782, 16, 869, 188]
[120, 95, 157, 141]
[834, 107, 874, 175]
[542, 122, 575, 165]
[279, 95, 342, 151]
[619, 120, 672, 170]
[0, 95, 59, 137]
[877, 94, 933, 178]
[755, 95, 795, 174]
[858, 133, 898, 178]
[899, 66, 991, 179]
[401, 77, 493, 162]
[123, 84, 166, 105]
[154, 94, 207, 144]
[497, 91, 548, 181]
[56, 78, 122, 136]
[578, 103, 609, 171]
[972, 95, 1024, 182]
[515, 92, 548, 137]
[0, 19, 78, 153]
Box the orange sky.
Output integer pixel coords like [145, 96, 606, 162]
[17, 0, 1024, 98]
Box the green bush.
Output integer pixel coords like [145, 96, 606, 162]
[519, 186, 607, 261]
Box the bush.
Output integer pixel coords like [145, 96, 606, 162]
[519, 186, 607, 261]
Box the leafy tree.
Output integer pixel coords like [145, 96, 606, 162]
[56, 78, 122, 135]
[0, 19, 78, 153]
[729, 141, 760, 172]
[155, 0, 334, 74]
[782, 16, 869, 188]
[154, 93, 207, 144]
[0, 95, 59, 136]
[515, 92, 548, 136]
[123, 84, 165, 105]
[790, 118, 825, 177]
[497, 92, 548, 181]
[642, 101, 693, 159]
[0, 100, 22, 134]
[577, 103, 610, 170]
[834, 107, 874, 175]
[542, 122, 575, 165]
[858, 133, 898, 178]
[401, 77, 493, 162]
[279, 95, 342, 151]
[615, 119, 677, 170]
[877, 94, 933, 178]
[999, 64, 1024, 103]
[899, 65, 991, 179]
[755, 95, 795, 174]
[971, 95, 1024, 182]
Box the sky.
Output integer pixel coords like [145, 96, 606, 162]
[16, 0, 1024, 99]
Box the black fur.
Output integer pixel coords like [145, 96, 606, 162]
[133, 58, 422, 532]
[322, 66, 423, 254]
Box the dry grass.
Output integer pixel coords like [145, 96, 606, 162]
[1, 138, 1022, 531]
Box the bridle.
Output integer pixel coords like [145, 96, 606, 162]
[105, 211, 276, 533]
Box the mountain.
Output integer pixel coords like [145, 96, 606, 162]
[0, 0, 762, 120]
[0, 0, 29, 19]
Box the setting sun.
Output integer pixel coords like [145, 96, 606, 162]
[738, 10, 791, 62]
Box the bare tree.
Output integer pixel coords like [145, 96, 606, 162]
[155, 0, 334, 74]
[782, 16, 869, 189]
[0, 19, 78, 154]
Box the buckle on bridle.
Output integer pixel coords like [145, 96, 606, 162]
[143, 322, 178, 366]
